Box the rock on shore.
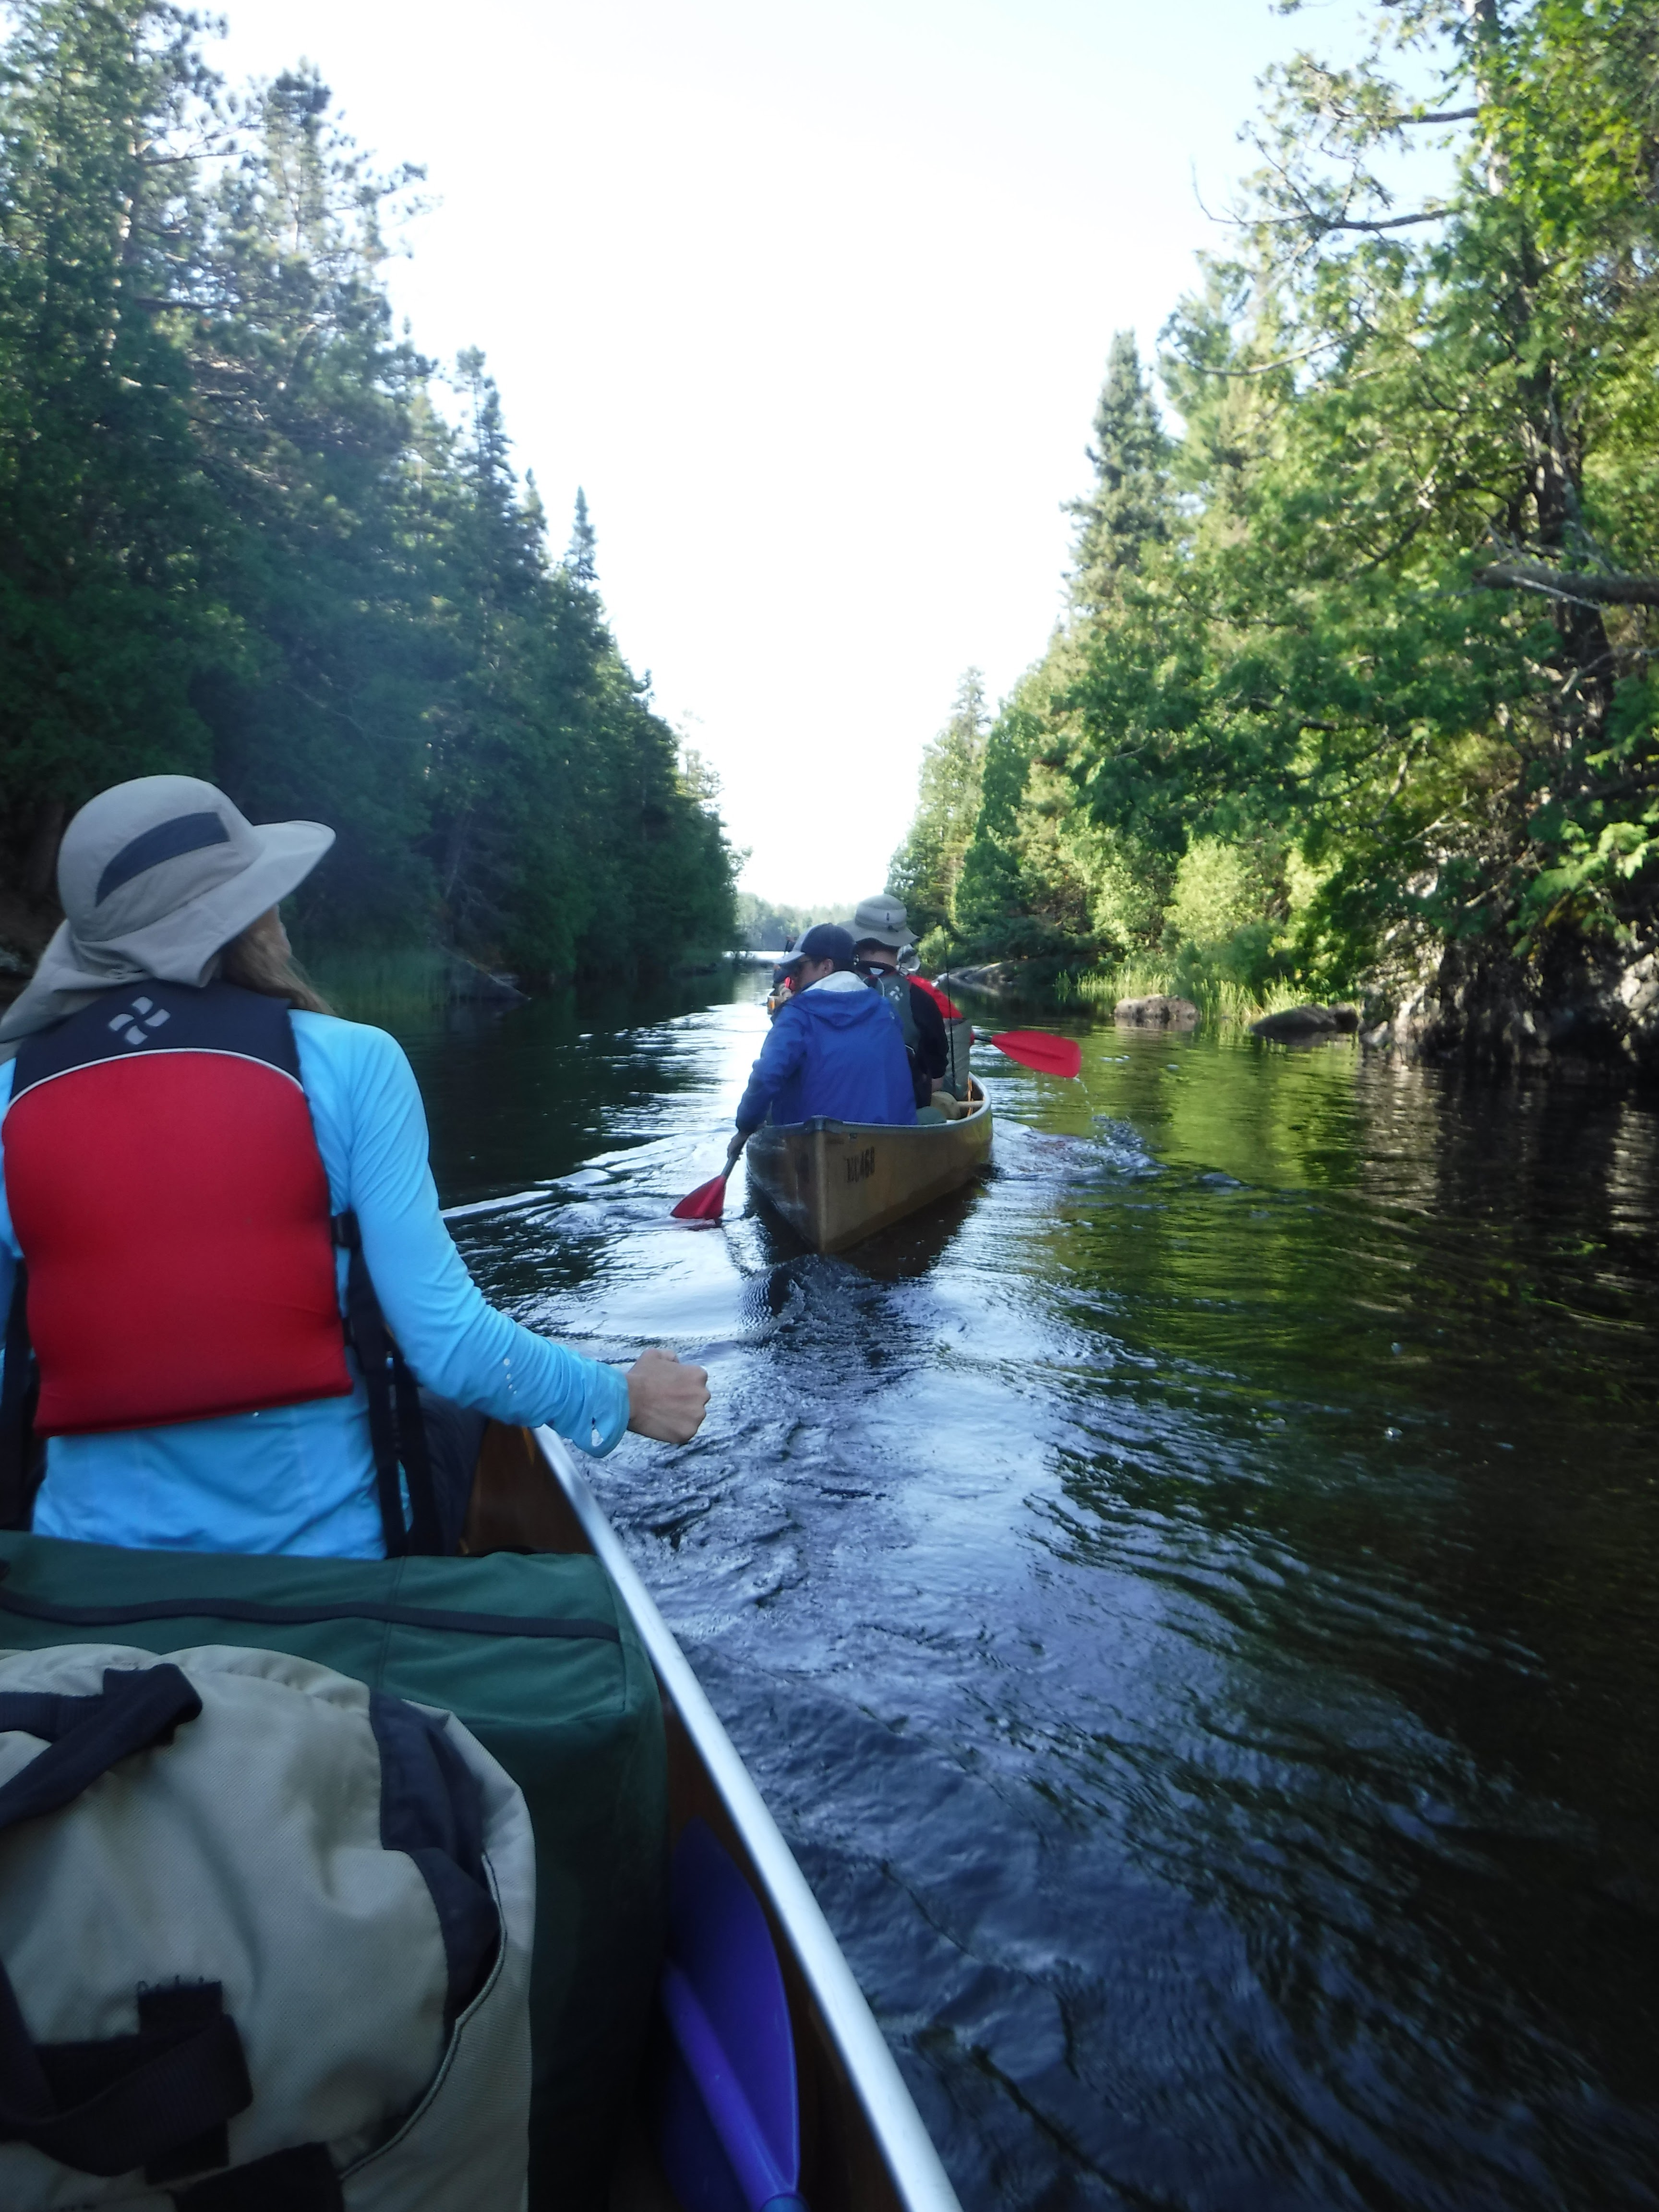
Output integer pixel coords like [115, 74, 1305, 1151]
[1115, 995, 1199, 1028]
[1250, 1003, 1360, 1040]
[1375, 938, 1659, 1079]
[942, 962, 1030, 999]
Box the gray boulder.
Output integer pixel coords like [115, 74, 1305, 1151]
[1115, 994, 1200, 1028]
[1251, 1004, 1340, 1039]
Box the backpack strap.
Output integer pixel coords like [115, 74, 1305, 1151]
[334, 1212, 443, 1557]
[0, 1266, 40, 1532]
[0, 1665, 255, 2178]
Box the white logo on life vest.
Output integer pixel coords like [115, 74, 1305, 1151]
[107, 995, 171, 1048]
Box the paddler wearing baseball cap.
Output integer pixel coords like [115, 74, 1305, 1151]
[0, 775, 708, 1556]
[724, 921, 918, 1171]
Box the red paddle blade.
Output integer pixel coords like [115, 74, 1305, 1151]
[671, 1172, 730, 1222]
[992, 1029, 1083, 1079]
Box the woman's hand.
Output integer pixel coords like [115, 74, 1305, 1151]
[625, 1346, 710, 1443]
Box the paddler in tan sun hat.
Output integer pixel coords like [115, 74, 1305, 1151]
[850, 894, 967, 1115]
[0, 773, 708, 1553]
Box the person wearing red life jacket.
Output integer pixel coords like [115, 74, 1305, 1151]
[0, 775, 708, 1558]
[849, 894, 962, 1111]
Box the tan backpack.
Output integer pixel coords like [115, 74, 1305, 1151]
[0, 1641, 534, 2210]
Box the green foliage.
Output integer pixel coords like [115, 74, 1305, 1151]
[1066, 330, 1174, 614]
[888, 669, 989, 939]
[0, 3, 735, 983]
[1166, 839, 1266, 948]
[896, 1, 1659, 1012]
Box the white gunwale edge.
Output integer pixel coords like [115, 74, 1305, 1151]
[534, 1426, 963, 2212]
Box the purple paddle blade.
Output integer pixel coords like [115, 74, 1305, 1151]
[654, 1819, 807, 2212]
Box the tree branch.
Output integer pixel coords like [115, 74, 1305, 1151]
[1189, 334, 1348, 377]
[1476, 562, 1659, 609]
[1307, 206, 1449, 234]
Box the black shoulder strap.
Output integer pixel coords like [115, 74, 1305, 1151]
[0, 1266, 41, 1533]
[333, 1212, 443, 1558]
[0, 1664, 255, 2179]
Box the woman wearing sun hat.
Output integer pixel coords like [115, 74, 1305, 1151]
[0, 775, 708, 1556]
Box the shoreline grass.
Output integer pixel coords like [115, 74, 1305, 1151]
[1054, 958, 1310, 1026]
[299, 944, 458, 1023]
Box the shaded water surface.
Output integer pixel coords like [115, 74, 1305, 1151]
[397, 973, 1659, 2211]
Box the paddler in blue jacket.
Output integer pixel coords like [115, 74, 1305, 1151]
[726, 923, 916, 1172]
[0, 775, 709, 1560]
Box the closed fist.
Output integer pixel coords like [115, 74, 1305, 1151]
[625, 1346, 710, 1444]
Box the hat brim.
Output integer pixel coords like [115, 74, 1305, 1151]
[104, 819, 336, 986]
[852, 928, 910, 950]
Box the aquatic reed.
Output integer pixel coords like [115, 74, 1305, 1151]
[1054, 959, 1307, 1026]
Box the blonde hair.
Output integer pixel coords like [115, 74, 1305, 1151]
[218, 912, 335, 1016]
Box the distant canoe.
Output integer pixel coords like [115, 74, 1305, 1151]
[745, 1088, 992, 1254]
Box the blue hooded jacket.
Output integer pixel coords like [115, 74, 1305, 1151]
[735, 975, 918, 1131]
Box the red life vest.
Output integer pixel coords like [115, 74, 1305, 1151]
[911, 976, 963, 1022]
[2, 982, 352, 1437]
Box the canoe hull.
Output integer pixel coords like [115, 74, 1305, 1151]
[528, 1427, 963, 2212]
[745, 1094, 992, 1254]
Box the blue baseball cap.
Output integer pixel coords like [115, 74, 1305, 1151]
[783, 924, 856, 971]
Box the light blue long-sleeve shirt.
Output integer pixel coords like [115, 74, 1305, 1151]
[0, 1010, 630, 1558]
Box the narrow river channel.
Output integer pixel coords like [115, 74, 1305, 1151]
[395, 969, 1657, 2212]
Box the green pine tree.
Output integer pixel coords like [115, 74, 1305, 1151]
[566, 487, 598, 584]
[888, 669, 989, 940]
[1066, 332, 1173, 612]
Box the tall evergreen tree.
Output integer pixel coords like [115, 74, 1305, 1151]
[1066, 332, 1173, 612]
[903, 0, 1659, 1044]
[566, 487, 597, 584]
[0, 4, 735, 981]
[888, 669, 989, 939]
[0, 0, 223, 879]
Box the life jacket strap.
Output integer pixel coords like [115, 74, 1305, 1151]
[332, 1212, 443, 1558]
[0, 1267, 42, 1533]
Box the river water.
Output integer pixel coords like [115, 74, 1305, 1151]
[396, 969, 1658, 2212]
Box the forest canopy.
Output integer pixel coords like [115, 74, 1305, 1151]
[892, 0, 1659, 1050]
[0, 0, 736, 983]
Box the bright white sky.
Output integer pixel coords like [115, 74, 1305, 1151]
[208, 0, 1376, 908]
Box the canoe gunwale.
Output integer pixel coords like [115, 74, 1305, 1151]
[533, 1426, 963, 2212]
[750, 1090, 990, 1147]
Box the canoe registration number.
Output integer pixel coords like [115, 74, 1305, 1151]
[844, 1145, 877, 1184]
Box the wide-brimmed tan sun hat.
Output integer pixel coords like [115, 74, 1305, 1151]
[0, 775, 333, 1054]
[851, 894, 912, 950]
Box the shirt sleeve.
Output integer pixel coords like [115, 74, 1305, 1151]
[734, 1005, 808, 1133]
[331, 1024, 631, 1455]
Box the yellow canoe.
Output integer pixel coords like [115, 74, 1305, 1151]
[744, 1087, 992, 1254]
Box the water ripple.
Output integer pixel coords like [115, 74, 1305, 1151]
[407, 978, 1659, 2212]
